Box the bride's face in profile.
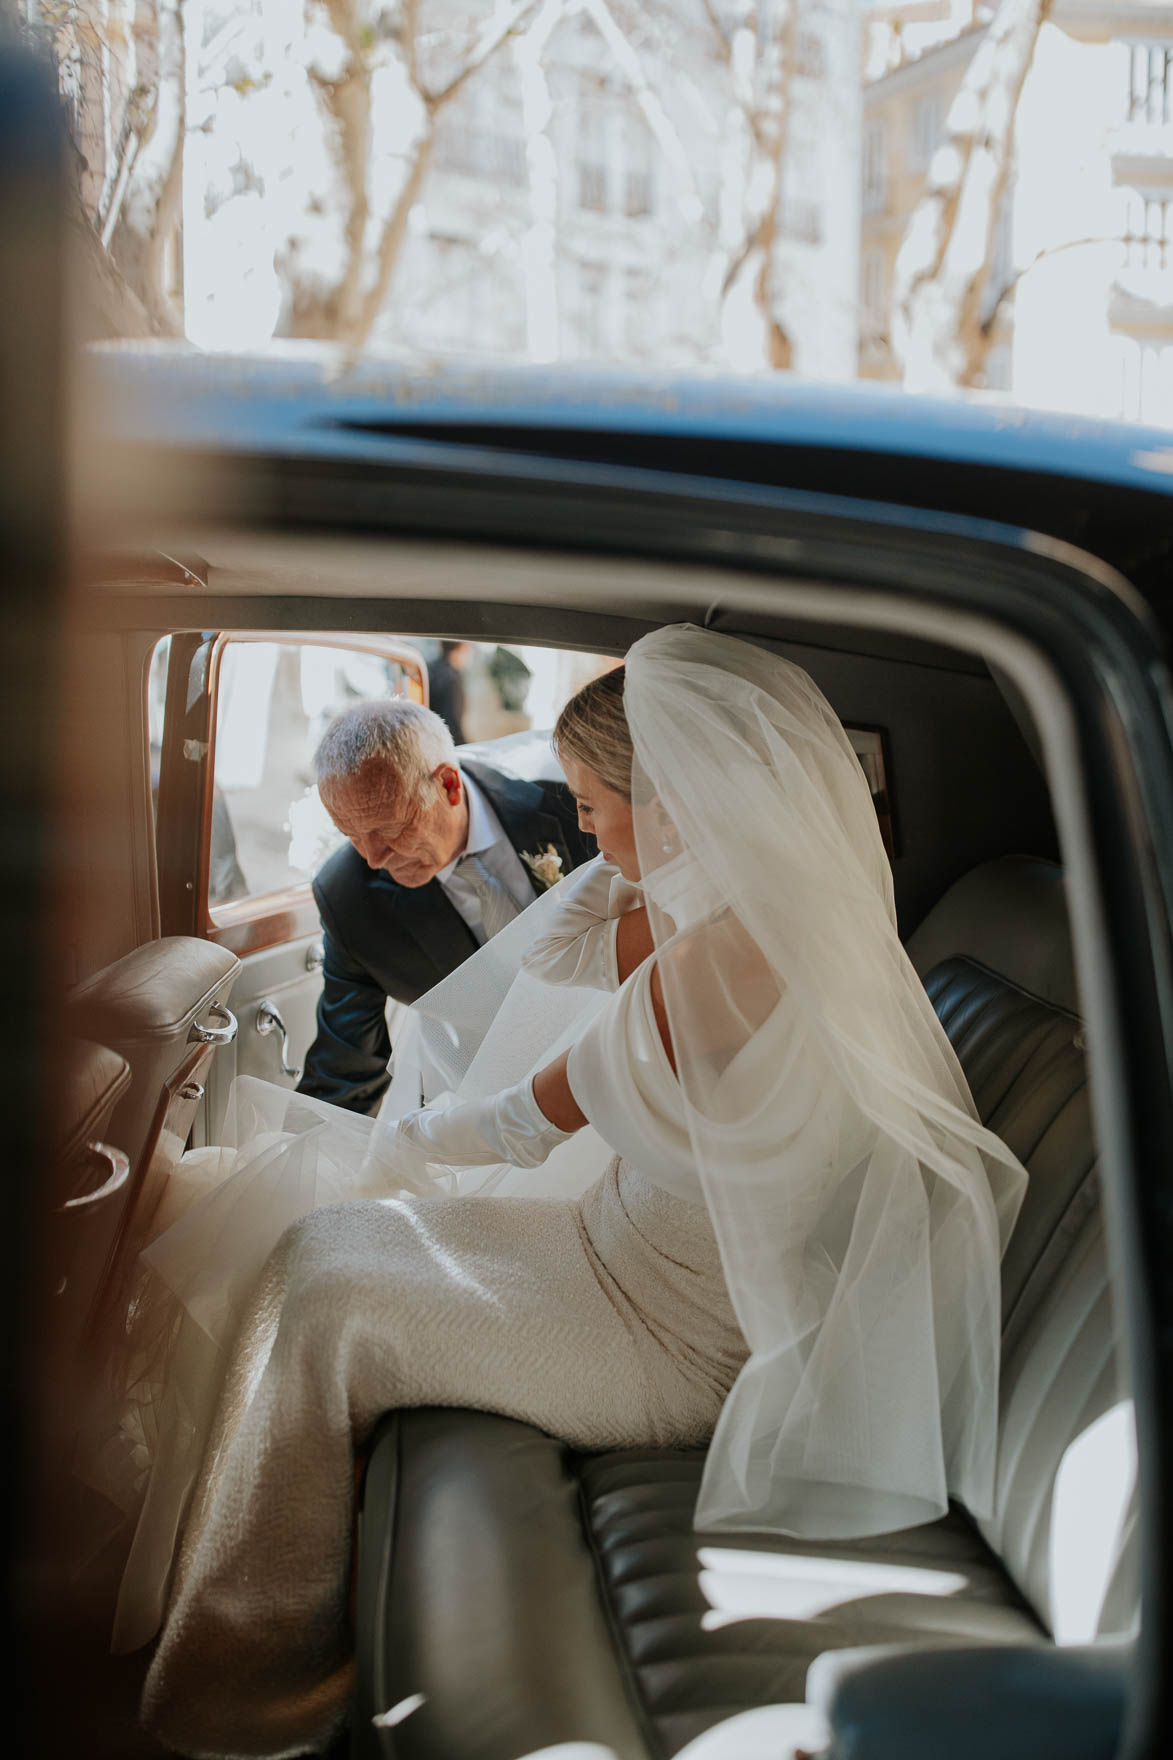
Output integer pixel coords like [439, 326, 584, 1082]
[562, 755, 640, 881]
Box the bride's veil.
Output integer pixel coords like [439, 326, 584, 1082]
[623, 624, 1027, 1536]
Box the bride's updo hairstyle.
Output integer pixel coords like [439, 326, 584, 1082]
[553, 664, 633, 800]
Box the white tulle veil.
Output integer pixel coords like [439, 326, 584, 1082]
[101, 621, 1026, 1650]
[621, 624, 1026, 1536]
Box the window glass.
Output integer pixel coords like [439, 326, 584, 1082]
[209, 641, 425, 908]
[150, 635, 618, 918]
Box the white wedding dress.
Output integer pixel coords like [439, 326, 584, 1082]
[129, 910, 747, 1759]
[98, 624, 1029, 1760]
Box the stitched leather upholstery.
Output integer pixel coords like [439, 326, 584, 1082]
[571, 1450, 1040, 1760]
[69, 935, 240, 1181]
[354, 858, 1121, 1758]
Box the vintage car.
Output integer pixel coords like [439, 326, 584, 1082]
[6, 49, 1173, 1760]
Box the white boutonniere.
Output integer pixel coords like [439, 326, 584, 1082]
[521, 843, 564, 892]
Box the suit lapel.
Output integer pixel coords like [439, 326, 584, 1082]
[465, 761, 576, 884]
[371, 868, 478, 980]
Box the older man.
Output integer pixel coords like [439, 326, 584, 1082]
[297, 697, 595, 1114]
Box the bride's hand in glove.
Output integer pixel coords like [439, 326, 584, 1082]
[393, 1057, 586, 1172]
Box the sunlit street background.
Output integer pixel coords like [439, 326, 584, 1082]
[38, 0, 1173, 423]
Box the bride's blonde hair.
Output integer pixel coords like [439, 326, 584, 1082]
[553, 664, 632, 799]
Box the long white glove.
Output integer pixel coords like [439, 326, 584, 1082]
[392, 1074, 575, 1172]
[521, 854, 643, 991]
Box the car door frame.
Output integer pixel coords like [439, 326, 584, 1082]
[156, 628, 428, 956]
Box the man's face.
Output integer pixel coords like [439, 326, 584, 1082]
[321, 758, 467, 887]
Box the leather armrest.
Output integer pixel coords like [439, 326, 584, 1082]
[68, 935, 239, 1177]
[807, 1640, 1128, 1760]
[61, 1038, 131, 1170]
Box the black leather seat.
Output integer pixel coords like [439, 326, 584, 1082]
[352, 857, 1127, 1760]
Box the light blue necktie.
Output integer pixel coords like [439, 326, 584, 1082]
[457, 851, 523, 940]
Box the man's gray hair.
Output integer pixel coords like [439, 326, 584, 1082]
[314, 697, 456, 800]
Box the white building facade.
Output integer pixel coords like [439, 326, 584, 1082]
[862, 0, 1173, 424]
[171, 0, 863, 378]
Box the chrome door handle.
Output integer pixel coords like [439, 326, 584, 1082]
[189, 1001, 238, 1046]
[255, 998, 302, 1079]
[306, 941, 324, 974]
[61, 1141, 130, 1211]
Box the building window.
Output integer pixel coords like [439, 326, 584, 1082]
[623, 111, 655, 219]
[576, 82, 609, 213]
[433, 81, 527, 189]
[577, 259, 607, 353]
[433, 123, 526, 187]
[1128, 43, 1173, 125]
[578, 160, 607, 211]
[796, 30, 825, 81]
[861, 251, 885, 325]
[862, 120, 888, 216]
[908, 93, 945, 174]
[623, 265, 653, 354]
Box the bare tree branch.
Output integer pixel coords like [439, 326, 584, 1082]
[701, 0, 733, 62]
[894, 0, 1055, 389]
[428, 0, 543, 110]
[404, 0, 421, 94]
[106, 0, 185, 336]
[980, 233, 1125, 338]
[349, 133, 434, 347]
[98, 119, 142, 248]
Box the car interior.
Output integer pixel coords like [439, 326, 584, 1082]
[32, 466, 1155, 1760]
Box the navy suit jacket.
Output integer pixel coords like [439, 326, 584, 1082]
[297, 761, 595, 1114]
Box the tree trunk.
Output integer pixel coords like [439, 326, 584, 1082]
[715, 2, 796, 370]
[106, 0, 184, 337]
[70, 183, 159, 340]
[281, 0, 541, 350]
[893, 0, 1054, 391]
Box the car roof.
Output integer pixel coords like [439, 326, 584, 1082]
[88, 346, 1173, 613]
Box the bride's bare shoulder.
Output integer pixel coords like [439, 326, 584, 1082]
[651, 912, 781, 1073]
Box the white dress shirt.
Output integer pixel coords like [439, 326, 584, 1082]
[436, 770, 537, 945]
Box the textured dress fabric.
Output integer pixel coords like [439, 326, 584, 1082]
[140, 1014, 746, 1757]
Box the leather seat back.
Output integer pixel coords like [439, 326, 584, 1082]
[68, 935, 240, 1320]
[910, 858, 1133, 1640]
[69, 936, 240, 1178]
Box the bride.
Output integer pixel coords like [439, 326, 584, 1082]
[105, 624, 1027, 1758]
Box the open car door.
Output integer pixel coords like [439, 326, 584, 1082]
[154, 629, 427, 1139]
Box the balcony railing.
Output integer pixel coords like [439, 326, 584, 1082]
[862, 181, 890, 218]
[1110, 119, 1173, 196]
[1110, 263, 1173, 334]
